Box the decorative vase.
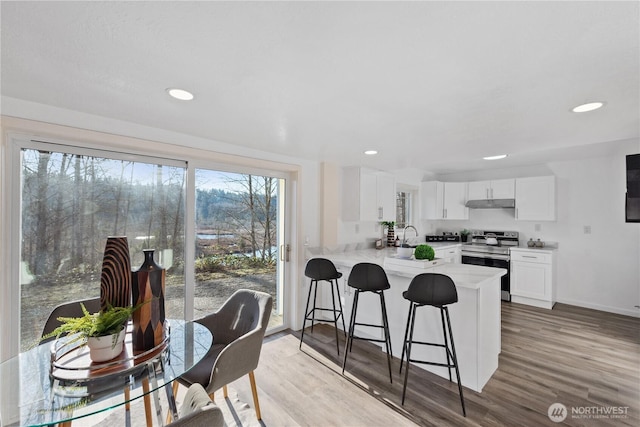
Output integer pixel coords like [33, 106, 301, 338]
[386, 228, 395, 247]
[87, 328, 126, 363]
[100, 236, 132, 311]
[131, 249, 166, 352]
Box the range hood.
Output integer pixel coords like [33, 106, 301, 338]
[465, 198, 516, 209]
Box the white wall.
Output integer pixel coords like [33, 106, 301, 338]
[423, 140, 640, 317]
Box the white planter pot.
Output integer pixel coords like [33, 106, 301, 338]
[87, 329, 126, 362]
[396, 247, 414, 259]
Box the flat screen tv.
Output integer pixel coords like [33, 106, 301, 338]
[626, 153, 640, 223]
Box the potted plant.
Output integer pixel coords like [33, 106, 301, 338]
[414, 244, 436, 261]
[460, 229, 471, 242]
[42, 302, 146, 362]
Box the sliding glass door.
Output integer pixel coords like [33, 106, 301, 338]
[194, 168, 286, 328]
[10, 137, 291, 353]
[18, 142, 187, 351]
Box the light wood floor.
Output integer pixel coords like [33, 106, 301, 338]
[229, 302, 639, 426]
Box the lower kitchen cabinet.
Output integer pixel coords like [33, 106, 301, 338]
[510, 248, 556, 309]
[435, 245, 461, 263]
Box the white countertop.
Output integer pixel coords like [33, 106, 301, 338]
[316, 247, 506, 290]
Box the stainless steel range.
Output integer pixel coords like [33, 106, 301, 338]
[461, 230, 519, 301]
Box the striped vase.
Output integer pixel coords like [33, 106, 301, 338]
[100, 236, 132, 310]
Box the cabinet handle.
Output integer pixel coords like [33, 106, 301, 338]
[522, 255, 538, 259]
[486, 188, 489, 199]
[443, 208, 447, 218]
[378, 207, 383, 219]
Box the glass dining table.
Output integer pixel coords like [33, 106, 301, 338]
[0, 319, 212, 427]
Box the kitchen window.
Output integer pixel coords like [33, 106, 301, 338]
[396, 190, 412, 229]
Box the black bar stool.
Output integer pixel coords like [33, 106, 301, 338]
[400, 272, 466, 416]
[341, 262, 393, 383]
[300, 258, 347, 355]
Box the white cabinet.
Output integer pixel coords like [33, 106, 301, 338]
[444, 182, 469, 220]
[515, 176, 556, 221]
[434, 245, 461, 263]
[342, 167, 396, 222]
[376, 173, 396, 221]
[468, 179, 515, 200]
[420, 181, 444, 220]
[510, 248, 556, 309]
[420, 181, 469, 220]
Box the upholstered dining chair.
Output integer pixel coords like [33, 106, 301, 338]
[176, 289, 273, 421]
[40, 296, 101, 343]
[168, 383, 226, 427]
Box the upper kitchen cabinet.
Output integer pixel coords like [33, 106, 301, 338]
[342, 167, 396, 222]
[468, 179, 515, 200]
[420, 181, 469, 220]
[515, 176, 556, 221]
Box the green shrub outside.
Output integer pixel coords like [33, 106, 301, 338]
[195, 254, 275, 273]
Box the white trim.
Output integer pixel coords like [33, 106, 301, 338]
[184, 165, 197, 322]
[20, 137, 187, 169]
[1, 132, 22, 362]
[555, 297, 640, 318]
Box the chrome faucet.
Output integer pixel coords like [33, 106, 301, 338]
[402, 225, 419, 246]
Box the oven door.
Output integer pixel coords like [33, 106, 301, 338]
[461, 253, 511, 301]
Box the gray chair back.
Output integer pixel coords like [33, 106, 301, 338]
[40, 297, 101, 343]
[168, 383, 226, 427]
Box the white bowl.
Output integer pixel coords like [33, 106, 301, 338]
[396, 247, 414, 259]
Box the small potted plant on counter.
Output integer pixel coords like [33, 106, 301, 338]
[42, 301, 146, 362]
[414, 244, 436, 261]
[460, 229, 471, 242]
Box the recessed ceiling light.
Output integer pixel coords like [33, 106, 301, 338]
[483, 154, 507, 160]
[364, 150, 378, 155]
[572, 102, 603, 113]
[167, 88, 194, 101]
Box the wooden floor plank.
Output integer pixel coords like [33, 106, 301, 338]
[226, 302, 639, 426]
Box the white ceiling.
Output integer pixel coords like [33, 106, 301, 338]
[1, 1, 639, 174]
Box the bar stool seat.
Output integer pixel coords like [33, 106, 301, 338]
[300, 258, 347, 355]
[341, 262, 393, 383]
[400, 272, 466, 416]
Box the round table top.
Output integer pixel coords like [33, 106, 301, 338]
[0, 319, 212, 427]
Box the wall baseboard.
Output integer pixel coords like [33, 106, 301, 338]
[555, 297, 640, 318]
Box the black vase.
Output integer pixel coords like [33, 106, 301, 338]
[131, 249, 166, 352]
[100, 236, 132, 311]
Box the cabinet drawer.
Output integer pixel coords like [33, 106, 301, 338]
[511, 251, 551, 264]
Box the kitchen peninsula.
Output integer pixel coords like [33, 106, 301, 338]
[311, 245, 506, 392]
